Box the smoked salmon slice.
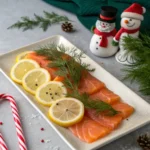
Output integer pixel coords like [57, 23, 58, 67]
[90, 88, 120, 104]
[86, 109, 123, 130]
[78, 73, 105, 95]
[25, 52, 58, 79]
[112, 102, 134, 119]
[53, 76, 65, 82]
[76, 120, 86, 142]
[69, 124, 78, 137]
[83, 118, 110, 143]
[25, 52, 48, 66]
[69, 117, 110, 143]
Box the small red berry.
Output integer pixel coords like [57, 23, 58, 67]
[41, 139, 44, 143]
[0, 122, 3, 125]
[41, 128, 44, 131]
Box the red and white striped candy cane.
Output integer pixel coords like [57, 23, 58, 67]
[0, 133, 8, 150]
[0, 94, 27, 150]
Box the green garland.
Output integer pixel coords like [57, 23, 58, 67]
[123, 33, 150, 95]
[8, 11, 70, 31]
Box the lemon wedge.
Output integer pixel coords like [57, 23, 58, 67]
[22, 68, 50, 95]
[10, 59, 40, 84]
[16, 51, 33, 62]
[36, 81, 67, 106]
[49, 98, 84, 127]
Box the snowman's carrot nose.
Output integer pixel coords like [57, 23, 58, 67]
[124, 20, 129, 24]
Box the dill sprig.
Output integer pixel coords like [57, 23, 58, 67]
[36, 44, 66, 60]
[68, 91, 118, 115]
[122, 33, 150, 95]
[35, 44, 117, 115]
[8, 11, 70, 31]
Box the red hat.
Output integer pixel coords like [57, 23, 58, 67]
[121, 3, 146, 21]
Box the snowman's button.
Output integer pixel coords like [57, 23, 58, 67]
[96, 42, 98, 44]
[99, 37, 101, 39]
[96, 48, 98, 50]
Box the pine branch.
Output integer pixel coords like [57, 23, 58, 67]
[8, 11, 70, 31]
[122, 33, 150, 95]
[34, 44, 117, 115]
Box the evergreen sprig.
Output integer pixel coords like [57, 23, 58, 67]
[8, 11, 70, 31]
[35, 44, 117, 115]
[122, 33, 150, 95]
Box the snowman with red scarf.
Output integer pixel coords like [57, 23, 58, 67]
[113, 3, 146, 64]
[90, 6, 118, 57]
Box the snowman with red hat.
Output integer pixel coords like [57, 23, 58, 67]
[90, 6, 118, 57]
[113, 3, 146, 64]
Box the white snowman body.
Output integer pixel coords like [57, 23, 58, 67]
[90, 20, 118, 57]
[116, 17, 141, 64]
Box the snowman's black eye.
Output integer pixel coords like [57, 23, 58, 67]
[130, 19, 132, 21]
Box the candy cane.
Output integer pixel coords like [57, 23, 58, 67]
[0, 94, 27, 150]
[0, 133, 8, 150]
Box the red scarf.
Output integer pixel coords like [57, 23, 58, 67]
[94, 28, 117, 47]
[114, 27, 140, 42]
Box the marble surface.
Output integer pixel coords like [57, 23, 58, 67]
[0, 0, 149, 150]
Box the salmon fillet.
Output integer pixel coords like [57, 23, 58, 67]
[76, 121, 86, 142]
[90, 88, 120, 104]
[69, 124, 78, 137]
[86, 109, 123, 130]
[25, 52, 47, 66]
[53, 76, 65, 82]
[25, 52, 58, 79]
[69, 117, 110, 143]
[112, 102, 134, 119]
[41, 61, 58, 80]
[78, 73, 105, 95]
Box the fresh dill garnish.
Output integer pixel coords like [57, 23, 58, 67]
[36, 47, 64, 61]
[34, 44, 117, 115]
[8, 11, 70, 31]
[122, 33, 150, 95]
[67, 91, 118, 116]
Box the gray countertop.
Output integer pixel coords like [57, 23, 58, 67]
[0, 0, 149, 150]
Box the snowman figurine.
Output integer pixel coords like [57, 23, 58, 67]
[90, 6, 118, 57]
[113, 3, 146, 64]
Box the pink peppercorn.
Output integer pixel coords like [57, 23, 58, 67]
[41, 139, 44, 143]
[41, 128, 44, 131]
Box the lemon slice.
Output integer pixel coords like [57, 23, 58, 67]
[22, 68, 50, 95]
[49, 98, 84, 127]
[16, 51, 33, 62]
[36, 81, 67, 106]
[10, 59, 40, 84]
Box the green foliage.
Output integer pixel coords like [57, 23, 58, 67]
[122, 33, 150, 95]
[68, 91, 118, 116]
[35, 44, 117, 115]
[91, 26, 95, 33]
[8, 11, 70, 31]
[112, 40, 119, 46]
[36, 44, 66, 60]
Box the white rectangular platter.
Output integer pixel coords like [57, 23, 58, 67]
[0, 35, 150, 150]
